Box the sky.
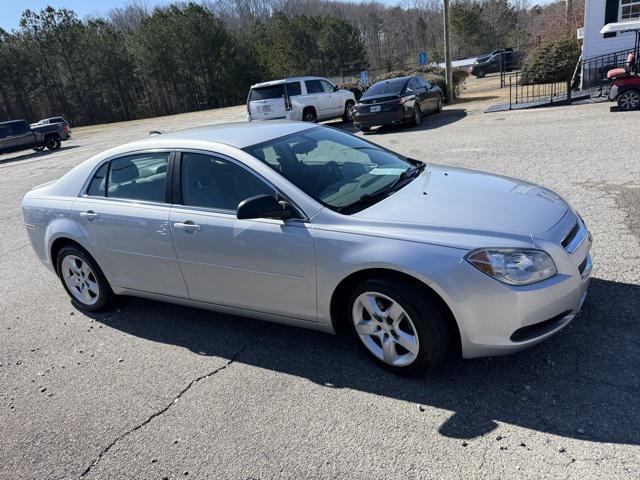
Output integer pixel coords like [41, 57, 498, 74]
[0, 0, 403, 32]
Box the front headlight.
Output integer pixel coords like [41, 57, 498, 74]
[465, 248, 557, 286]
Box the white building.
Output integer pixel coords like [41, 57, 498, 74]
[582, 0, 639, 58]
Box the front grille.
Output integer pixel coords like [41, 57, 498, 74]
[561, 221, 580, 249]
[510, 310, 572, 342]
[561, 217, 588, 253]
[578, 256, 588, 275]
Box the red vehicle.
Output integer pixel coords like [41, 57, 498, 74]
[602, 20, 640, 111]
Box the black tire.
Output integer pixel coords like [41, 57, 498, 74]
[436, 94, 443, 113]
[410, 104, 422, 127]
[359, 126, 371, 132]
[617, 89, 640, 111]
[347, 277, 451, 376]
[56, 245, 114, 312]
[342, 100, 355, 122]
[302, 108, 317, 123]
[475, 70, 486, 78]
[45, 135, 61, 151]
[33, 146, 45, 152]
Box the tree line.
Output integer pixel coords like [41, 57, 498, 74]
[0, 0, 577, 126]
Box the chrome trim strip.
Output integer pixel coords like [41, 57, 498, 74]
[580, 254, 593, 282]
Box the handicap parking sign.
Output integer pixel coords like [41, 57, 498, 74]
[360, 71, 369, 86]
[419, 51, 428, 66]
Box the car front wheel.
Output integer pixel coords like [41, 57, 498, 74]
[348, 278, 450, 375]
[57, 245, 114, 312]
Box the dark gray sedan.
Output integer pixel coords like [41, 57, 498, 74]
[352, 76, 443, 132]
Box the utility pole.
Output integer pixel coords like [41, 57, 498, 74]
[443, 0, 454, 103]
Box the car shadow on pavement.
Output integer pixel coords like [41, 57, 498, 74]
[0, 145, 79, 166]
[362, 108, 467, 135]
[87, 277, 640, 445]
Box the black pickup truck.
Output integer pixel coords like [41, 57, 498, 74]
[0, 119, 70, 154]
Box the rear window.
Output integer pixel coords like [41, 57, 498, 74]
[250, 84, 284, 101]
[250, 82, 301, 101]
[362, 78, 407, 98]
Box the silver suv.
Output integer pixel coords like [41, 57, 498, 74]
[247, 76, 356, 123]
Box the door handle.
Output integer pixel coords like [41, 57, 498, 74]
[173, 221, 201, 233]
[79, 210, 99, 222]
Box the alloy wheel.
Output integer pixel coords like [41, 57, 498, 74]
[619, 91, 640, 111]
[61, 255, 100, 306]
[352, 291, 420, 367]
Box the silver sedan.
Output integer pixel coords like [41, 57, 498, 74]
[22, 122, 592, 375]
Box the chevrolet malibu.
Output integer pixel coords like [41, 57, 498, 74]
[22, 122, 592, 375]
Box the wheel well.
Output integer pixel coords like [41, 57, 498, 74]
[329, 268, 461, 354]
[302, 106, 316, 115]
[50, 237, 86, 274]
[44, 133, 61, 140]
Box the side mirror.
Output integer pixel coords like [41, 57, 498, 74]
[333, 84, 339, 92]
[237, 194, 294, 220]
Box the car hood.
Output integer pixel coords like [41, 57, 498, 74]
[353, 164, 569, 235]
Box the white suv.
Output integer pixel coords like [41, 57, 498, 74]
[247, 76, 356, 123]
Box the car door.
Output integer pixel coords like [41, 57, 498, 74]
[319, 79, 343, 117]
[169, 151, 317, 321]
[420, 78, 439, 111]
[72, 151, 189, 297]
[8, 122, 36, 150]
[406, 78, 426, 112]
[303, 80, 328, 118]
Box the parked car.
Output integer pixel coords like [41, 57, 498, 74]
[31, 116, 72, 136]
[22, 122, 592, 375]
[469, 48, 521, 78]
[0, 119, 69, 154]
[247, 76, 356, 123]
[352, 76, 443, 132]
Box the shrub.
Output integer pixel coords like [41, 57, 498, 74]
[520, 36, 581, 85]
[346, 67, 467, 101]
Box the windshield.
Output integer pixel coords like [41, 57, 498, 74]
[243, 127, 420, 213]
[362, 78, 407, 98]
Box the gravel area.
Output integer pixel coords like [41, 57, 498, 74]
[1, 100, 639, 479]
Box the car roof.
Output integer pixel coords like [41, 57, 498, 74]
[251, 76, 326, 88]
[0, 120, 27, 126]
[129, 121, 316, 150]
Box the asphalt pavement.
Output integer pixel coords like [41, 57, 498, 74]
[1, 100, 639, 479]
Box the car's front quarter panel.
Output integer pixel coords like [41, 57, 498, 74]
[311, 222, 468, 326]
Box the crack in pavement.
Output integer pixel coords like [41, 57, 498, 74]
[79, 342, 250, 479]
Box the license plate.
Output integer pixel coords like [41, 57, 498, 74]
[260, 105, 272, 113]
[370, 105, 381, 113]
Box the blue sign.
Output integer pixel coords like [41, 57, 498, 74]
[419, 51, 428, 66]
[360, 71, 369, 86]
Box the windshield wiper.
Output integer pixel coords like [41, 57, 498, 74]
[336, 163, 425, 214]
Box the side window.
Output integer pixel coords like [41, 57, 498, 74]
[107, 152, 169, 203]
[286, 81, 302, 97]
[410, 79, 421, 91]
[10, 122, 29, 135]
[319, 80, 335, 93]
[181, 152, 273, 212]
[86, 163, 108, 197]
[305, 80, 324, 94]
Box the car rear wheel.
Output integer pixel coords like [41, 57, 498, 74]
[303, 108, 317, 123]
[359, 126, 371, 132]
[45, 135, 61, 151]
[56, 246, 114, 312]
[342, 100, 355, 122]
[348, 278, 450, 375]
[475, 70, 486, 78]
[436, 95, 443, 113]
[617, 89, 640, 111]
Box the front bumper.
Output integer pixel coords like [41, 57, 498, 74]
[435, 213, 593, 359]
